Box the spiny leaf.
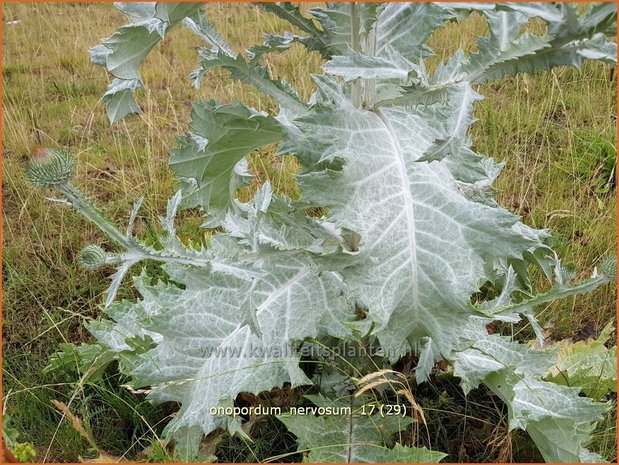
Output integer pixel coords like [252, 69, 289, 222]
[190, 48, 305, 116]
[546, 322, 617, 400]
[278, 395, 444, 463]
[290, 76, 547, 365]
[91, 2, 203, 123]
[169, 100, 282, 227]
[452, 330, 610, 463]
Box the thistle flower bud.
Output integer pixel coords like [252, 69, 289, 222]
[78, 245, 112, 270]
[26, 147, 76, 188]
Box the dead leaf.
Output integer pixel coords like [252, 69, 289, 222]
[51, 400, 97, 450]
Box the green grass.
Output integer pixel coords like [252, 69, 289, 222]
[470, 67, 617, 339]
[2, 3, 616, 462]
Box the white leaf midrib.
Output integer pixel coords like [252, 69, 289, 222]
[255, 267, 312, 317]
[373, 108, 420, 311]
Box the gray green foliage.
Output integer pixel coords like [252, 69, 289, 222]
[169, 101, 282, 226]
[32, 2, 617, 462]
[546, 322, 617, 401]
[278, 395, 446, 463]
[90, 2, 204, 122]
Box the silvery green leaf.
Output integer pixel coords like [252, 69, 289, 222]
[509, 379, 608, 429]
[453, 348, 505, 394]
[171, 425, 203, 463]
[374, 3, 456, 61]
[479, 266, 615, 319]
[309, 3, 467, 106]
[161, 324, 309, 438]
[480, 359, 610, 463]
[293, 78, 546, 362]
[89, 270, 284, 429]
[495, 3, 563, 23]
[102, 78, 143, 124]
[464, 4, 617, 83]
[388, 3, 616, 95]
[87, 294, 159, 354]
[182, 12, 305, 116]
[75, 4, 619, 461]
[225, 185, 347, 255]
[546, 322, 617, 400]
[477, 265, 538, 328]
[126, 196, 144, 237]
[89, 44, 111, 66]
[524, 311, 546, 347]
[278, 394, 423, 463]
[250, 256, 354, 342]
[415, 83, 490, 183]
[101, 2, 202, 80]
[526, 418, 601, 463]
[578, 448, 607, 463]
[453, 334, 556, 394]
[154, 2, 204, 24]
[160, 253, 354, 346]
[98, 20, 164, 81]
[309, 3, 383, 55]
[260, 2, 458, 65]
[415, 337, 438, 384]
[462, 10, 553, 83]
[313, 369, 355, 397]
[256, 2, 325, 49]
[44, 342, 116, 382]
[323, 46, 416, 81]
[182, 13, 236, 58]
[169, 100, 282, 227]
[191, 48, 305, 116]
[114, 2, 157, 22]
[103, 259, 139, 307]
[363, 444, 447, 463]
[373, 52, 464, 107]
[247, 32, 298, 61]
[504, 2, 616, 39]
[435, 3, 496, 13]
[468, 32, 617, 84]
[159, 189, 183, 244]
[87, 243, 354, 436]
[92, 2, 204, 122]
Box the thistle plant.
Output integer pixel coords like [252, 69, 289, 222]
[30, 2, 617, 462]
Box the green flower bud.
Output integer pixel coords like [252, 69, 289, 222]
[26, 147, 76, 188]
[78, 245, 111, 270]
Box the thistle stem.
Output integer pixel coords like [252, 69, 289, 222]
[57, 183, 134, 250]
[56, 183, 212, 268]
